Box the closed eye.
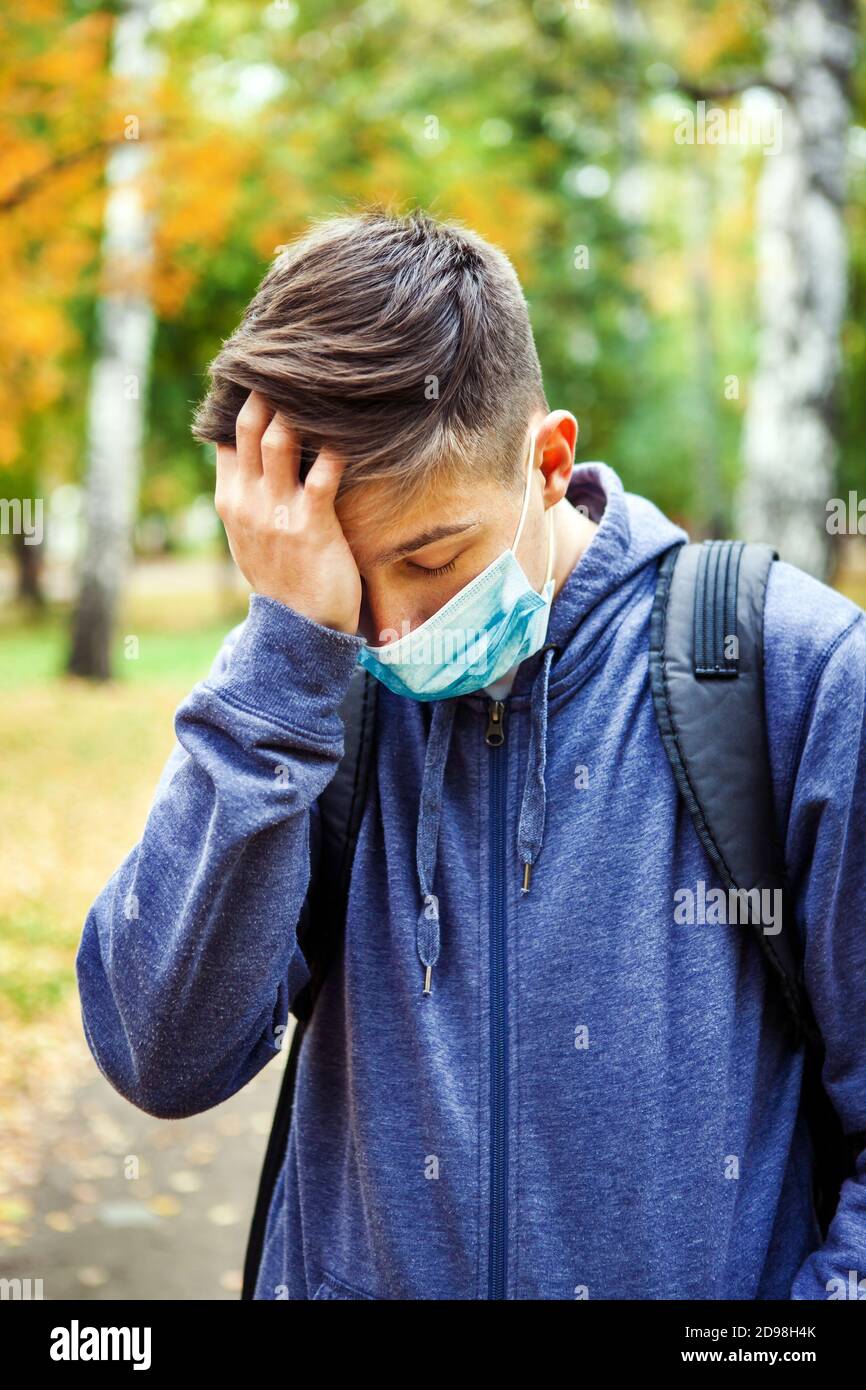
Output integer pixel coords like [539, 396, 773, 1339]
[409, 559, 457, 578]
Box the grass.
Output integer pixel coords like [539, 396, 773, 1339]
[0, 586, 246, 692]
[0, 619, 238, 689]
[0, 584, 247, 1032]
[0, 577, 252, 1212]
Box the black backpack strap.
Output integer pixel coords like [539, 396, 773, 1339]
[241, 665, 378, 1300]
[649, 539, 809, 1045]
[650, 539, 866, 1238]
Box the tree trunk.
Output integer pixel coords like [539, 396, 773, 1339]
[68, 0, 157, 679]
[736, 0, 857, 578]
[689, 164, 727, 538]
[13, 527, 46, 606]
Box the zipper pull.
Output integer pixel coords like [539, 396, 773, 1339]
[485, 698, 506, 747]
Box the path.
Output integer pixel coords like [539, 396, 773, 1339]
[0, 1015, 289, 1301]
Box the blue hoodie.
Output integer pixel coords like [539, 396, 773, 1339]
[75, 463, 866, 1300]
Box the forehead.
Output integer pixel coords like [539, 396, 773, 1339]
[335, 471, 497, 570]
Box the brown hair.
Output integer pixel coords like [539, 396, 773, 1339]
[191, 203, 548, 514]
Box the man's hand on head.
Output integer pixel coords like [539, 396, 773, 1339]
[214, 390, 362, 635]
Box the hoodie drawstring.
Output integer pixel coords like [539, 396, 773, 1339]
[517, 645, 556, 894]
[414, 645, 557, 998]
[415, 698, 457, 996]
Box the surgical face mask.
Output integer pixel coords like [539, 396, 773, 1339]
[357, 426, 556, 701]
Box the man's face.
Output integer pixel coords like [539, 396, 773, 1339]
[336, 430, 552, 646]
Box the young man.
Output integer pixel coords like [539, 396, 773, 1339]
[76, 207, 866, 1300]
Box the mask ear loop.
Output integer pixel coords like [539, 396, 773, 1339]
[511, 426, 537, 553]
[543, 497, 556, 590]
[513, 425, 556, 595]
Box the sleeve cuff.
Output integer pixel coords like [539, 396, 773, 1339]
[208, 592, 365, 727]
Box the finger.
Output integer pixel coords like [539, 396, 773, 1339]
[303, 447, 346, 511]
[215, 441, 237, 478]
[234, 390, 274, 478]
[214, 442, 237, 516]
[260, 411, 301, 492]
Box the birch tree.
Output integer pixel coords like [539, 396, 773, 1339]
[736, 0, 858, 578]
[68, 0, 158, 678]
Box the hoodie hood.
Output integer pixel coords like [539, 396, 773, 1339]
[413, 461, 689, 993]
[509, 461, 689, 702]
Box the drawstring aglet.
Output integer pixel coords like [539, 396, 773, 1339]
[423, 965, 433, 996]
[522, 862, 532, 893]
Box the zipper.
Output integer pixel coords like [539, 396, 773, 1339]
[486, 697, 508, 1299]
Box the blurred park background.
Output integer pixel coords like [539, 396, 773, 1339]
[1, 0, 866, 1297]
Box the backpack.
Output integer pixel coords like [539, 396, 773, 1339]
[241, 539, 865, 1300]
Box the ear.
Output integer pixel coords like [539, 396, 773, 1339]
[537, 412, 578, 504]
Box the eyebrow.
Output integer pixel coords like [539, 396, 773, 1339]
[372, 519, 482, 568]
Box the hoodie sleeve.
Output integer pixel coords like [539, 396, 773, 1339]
[74, 593, 364, 1120]
[781, 612, 866, 1299]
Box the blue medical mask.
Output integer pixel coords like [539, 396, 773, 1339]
[357, 426, 556, 701]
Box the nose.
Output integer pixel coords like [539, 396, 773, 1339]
[359, 582, 423, 648]
[357, 586, 378, 643]
[359, 587, 402, 646]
